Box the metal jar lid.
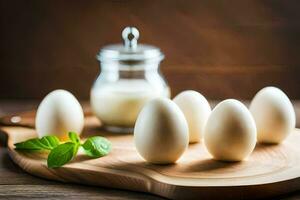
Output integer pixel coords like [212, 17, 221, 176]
[97, 27, 164, 64]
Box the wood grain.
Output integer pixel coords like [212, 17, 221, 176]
[0, 149, 162, 200]
[2, 115, 300, 200]
[0, 184, 163, 200]
[1, 0, 300, 99]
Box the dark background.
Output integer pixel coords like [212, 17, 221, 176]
[1, 0, 300, 100]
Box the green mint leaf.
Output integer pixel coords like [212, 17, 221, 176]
[68, 132, 80, 144]
[39, 136, 60, 150]
[47, 142, 79, 168]
[82, 136, 111, 158]
[15, 138, 45, 151]
[15, 136, 60, 151]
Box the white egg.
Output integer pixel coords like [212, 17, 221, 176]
[134, 98, 189, 164]
[249, 87, 295, 144]
[35, 89, 84, 140]
[173, 90, 211, 143]
[204, 99, 257, 161]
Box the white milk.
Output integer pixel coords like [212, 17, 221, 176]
[91, 80, 170, 128]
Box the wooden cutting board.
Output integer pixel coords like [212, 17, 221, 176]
[1, 111, 300, 200]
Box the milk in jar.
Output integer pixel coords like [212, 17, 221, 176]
[91, 27, 170, 132]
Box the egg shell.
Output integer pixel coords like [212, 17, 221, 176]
[134, 98, 189, 164]
[204, 99, 257, 161]
[173, 90, 211, 143]
[35, 89, 84, 140]
[249, 87, 295, 144]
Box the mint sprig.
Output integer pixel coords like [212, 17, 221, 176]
[14, 132, 112, 168]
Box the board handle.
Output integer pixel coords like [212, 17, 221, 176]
[0, 111, 35, 128]
[0, 109, 95, 128]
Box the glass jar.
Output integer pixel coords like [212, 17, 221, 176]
[91, 27, 170, 133]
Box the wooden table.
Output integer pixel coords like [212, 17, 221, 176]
[0, 100, 299, 200]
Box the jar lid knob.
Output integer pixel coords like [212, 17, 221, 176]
[122, 26, 139, 50]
